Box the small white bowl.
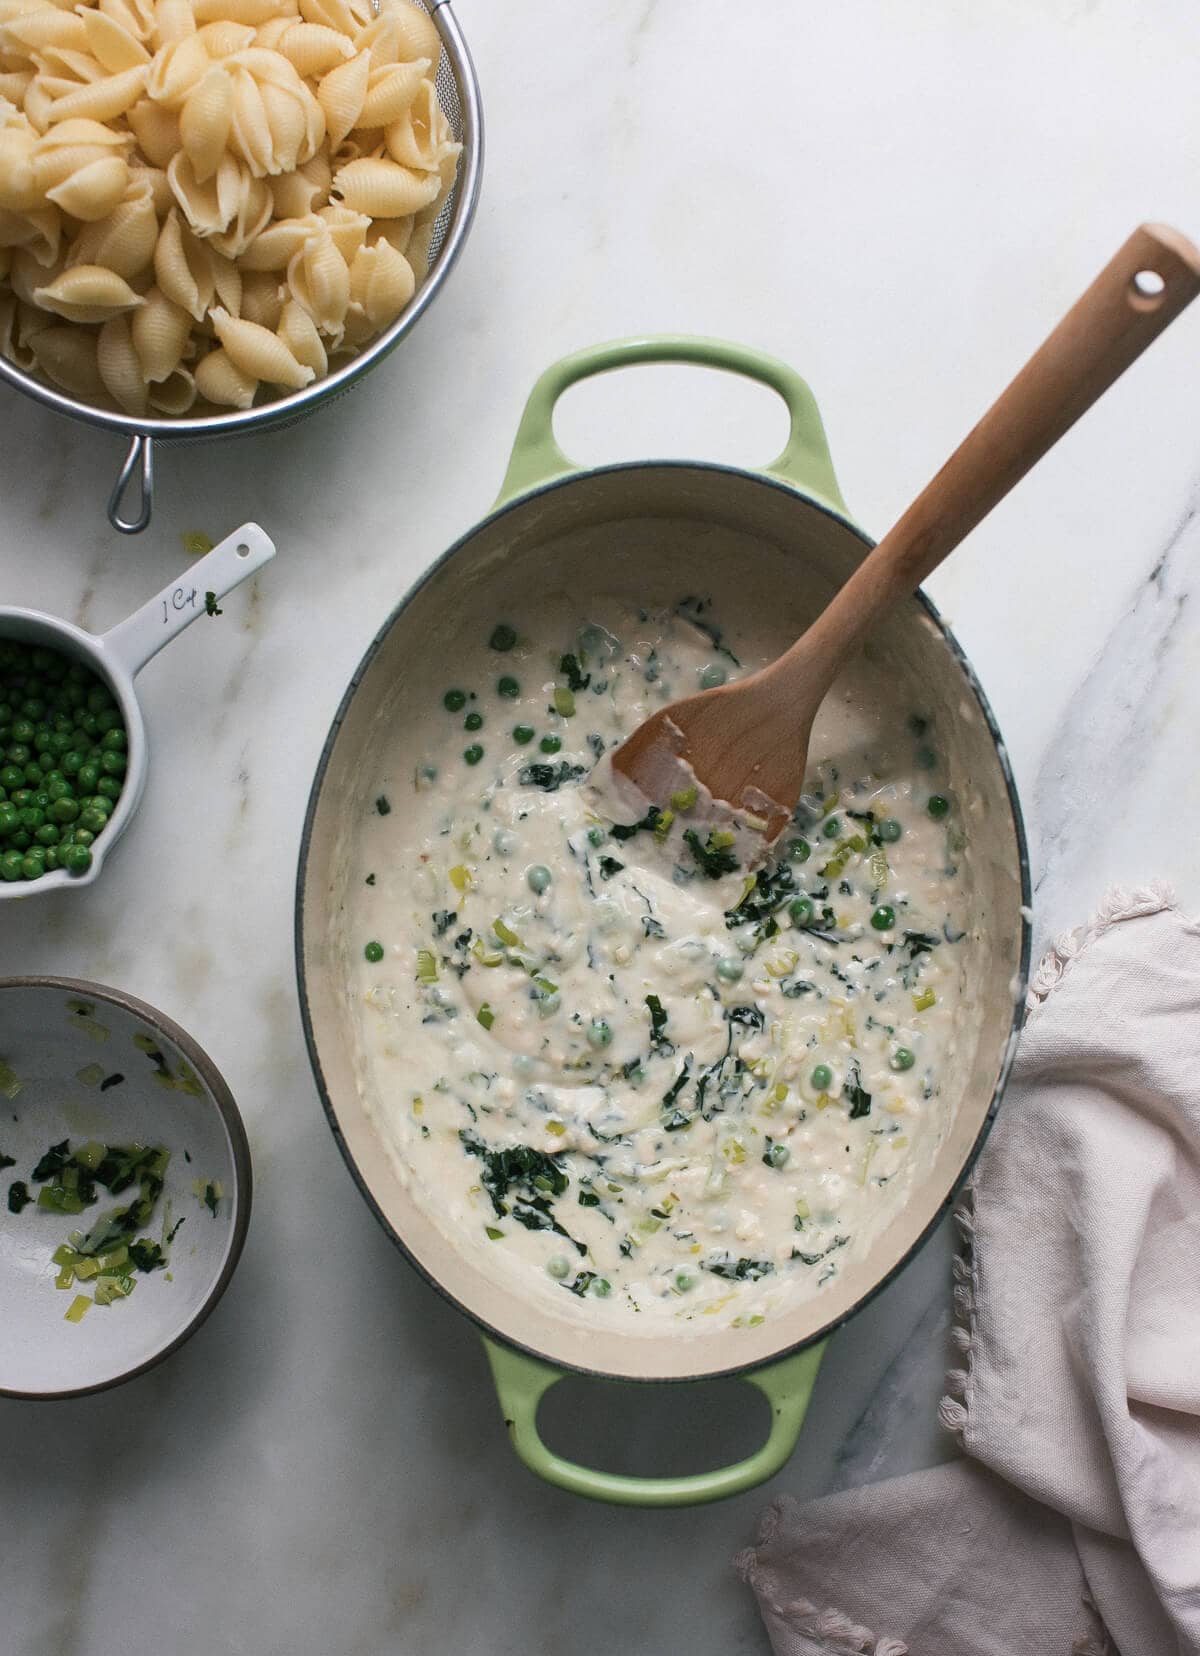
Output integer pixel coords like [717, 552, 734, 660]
[0, 523, 274, 900]
[0, 977, 251, 1398]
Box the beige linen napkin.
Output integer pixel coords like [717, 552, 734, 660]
[736, 888, 1200, 1656]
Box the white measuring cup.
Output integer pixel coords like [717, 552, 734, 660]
[0, 523, 275, 900]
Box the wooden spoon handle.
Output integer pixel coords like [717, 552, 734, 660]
[784, 223, 1200, 681]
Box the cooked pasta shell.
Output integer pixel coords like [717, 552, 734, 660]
[145, 37, 210, 109]
[210, 303, 312, 387]
[388, 0, 440, 65]
[194, 342, 256, 407]
[204, 164, 270, 256]
[316, 200, 367, 261]
[353, 11, 401, 70]
[44, 63, 147, 124]
[130, 280, 191, 379]
[238, 265, 282, 326]
[365, 212, 412, 255]
[45, 152, 129, 219]
[126, 98, 180, 165]
[0, 202, 61, 263]
[237, 211, 318, 270]
[147, 362, 195, 412]
[77, 8, 152, 73]
[347, 234, 411, 326]
[268, 163, 319, 218]
[0, 290, 36, 369]
[253, 15, 294, 49]
[128, 158, 172, 214]
[356, 56, 425, 128]
[194, 19, 257, 56]
[98, 0, 156, 45]
[316, 47, 367, 150]
[35, 50, 110, 89]
[227, 62, 272, 174]
[96, 312, 147, 413]
[277, 21, 353, 77]
[0, 70, 34, 107]
[384, 77, 457, 171]
[67, 179, 157, 276]
[193, 0, 294, 24]
[277, 295, 324, 374]
[284, 221, 346, 333]
[179, 65, 233, 183]
[153, 206, 212, 319]
[298, 0, 354, 37]
[167, 147, 236, 235]
[29, 320, 102, 394]
[1, 9, 90, 53]
[153, 0, 197, 44]
[33, 261, 143, 321]
[0, 125, 39, 211]
[332, 154, 437, 217]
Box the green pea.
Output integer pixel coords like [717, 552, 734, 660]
[20, 852, 43, 880]
[877, 818, 902, 843]
[699, 663, 727, 689]
[716, 956, 744, 983]
[489, 624, 517, 652]
[463, 744, 484, 766]
[45, 777, 71, 801]
[76, 761, 99, 791]
[586, 1019, 612, 1049]
[497, 676, 520, 699]
[512, 725, 535, 745]
[822, 816, 841, 838]
[0, 766, 21, 791]
[539, 735, 561, 754]
[0, 802, 17, 835]
[47, 797, 78, 824]
[810, 1063, 833, 1091]
[890, 1046, 916, 1071]
[674, 1272, 694, 1292]
[8, 830, 29, 851]
[463, 711, 483, 732]
[72, 828, 94, 847]
[60, 750, 82, 775]
[591, 1278, 611, 1297]
[62, 843, 92, 875]
[96, 776, 121, 800]
[870, 905, 895, 931]
[364, 941, 384, 963]
[18, 806, 44, 831]
[0, 850, 22, 881]
[34, 824, 58, 846]
[927, 795, 950, 819]
[443, 689, 466, 711]
[546, 1255, 570, 1279]
[788, 837, 811, 862]
[100, 728, 126, 751]
[100, 749, 126, 775]
[526, 864, 552, 894]
[586, 826, 605, 847]
[767, 1142, 791, 1169]
[789, 897, 815, 927]
[10, 719, 33, 744]
[7, 745, 29, 766]
[492, 828, 517, 855]
[43, 847, 59, 871]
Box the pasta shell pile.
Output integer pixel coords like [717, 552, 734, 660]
[0, 0, 459, 414]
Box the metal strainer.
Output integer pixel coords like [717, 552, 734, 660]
[0, 0, 482, 534]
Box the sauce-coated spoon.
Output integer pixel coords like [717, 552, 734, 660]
[613, 223, 1200, 838]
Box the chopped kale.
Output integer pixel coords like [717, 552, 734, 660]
[565, 1270, 599, 1295]
[587, 732, 605, 760]
[598, 856, 625, 880]
[31, 1139, 70, 1181]
[645, 994, 673, 1055]
[129, 1239, 166, 1272]
[675, 597, 740, 665]
[726, 1005, 765, 1031]
[0, 1152, 14, 1171]
[660, 1058, 693, 1129]
[578, 1190, 601, 1208]
[204, 590, 222, 617]
[375, 795, 391, 815]
[201, 1182, 220, 1217]
[903, 931, 940, 959]
[610, 806, 663, 842]
[844, 1061, 872, 1119]
[725, 860, 795, 930]
[704, 1255, 774, 1281]
[641, 915, 666, 940]
[792, 1235, 849, 1267]
[431, 910, 457, 936]
[517, 761, 587, 791]
[165, 1215, 186, 1244]
[780, 978, 816, 998]
[559, 652, 591, 692]
[7, 1180, 30, 1214]
[683, 828, 739, 878]
[99, 1073, 124, 1091]
[365, 873, 376, 886]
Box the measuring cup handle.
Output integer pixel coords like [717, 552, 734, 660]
[99, 523, 276, 680]
[494, 335, 849, 516]
[108, 435, 155, 535]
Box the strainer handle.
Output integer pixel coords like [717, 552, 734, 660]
[108, 434, 154, 535]
[495, 336, 849, 516]
[482, 1335, 825, 1508]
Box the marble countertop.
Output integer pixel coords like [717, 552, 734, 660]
[3, 3, 1200, 1651]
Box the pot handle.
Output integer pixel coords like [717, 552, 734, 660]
[109, 434, 155, 535]
[494, 336, 849, 516]
[482, 1335, 825, 1508]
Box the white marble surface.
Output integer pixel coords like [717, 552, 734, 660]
[3, 2, 1200, 1651]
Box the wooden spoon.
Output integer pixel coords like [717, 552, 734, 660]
[613, 223, 1200, 839]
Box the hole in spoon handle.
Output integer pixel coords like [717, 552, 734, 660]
[108, 436, 154, 535]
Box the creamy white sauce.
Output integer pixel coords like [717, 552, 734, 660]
[349, 595, 970, 1330]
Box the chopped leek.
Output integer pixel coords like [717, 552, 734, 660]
[552, 687, 575, 717]
[912, 988, 937, 1012]
[670, 785, 697, 811]
[0, 1058, 23, 1099]
[491, 917, 520, 947]
[448, 863, 471, 892]
[476, 1004, 495, 1031]
[415, 949, 439, 984]
[64, 1295, 90, 1323]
